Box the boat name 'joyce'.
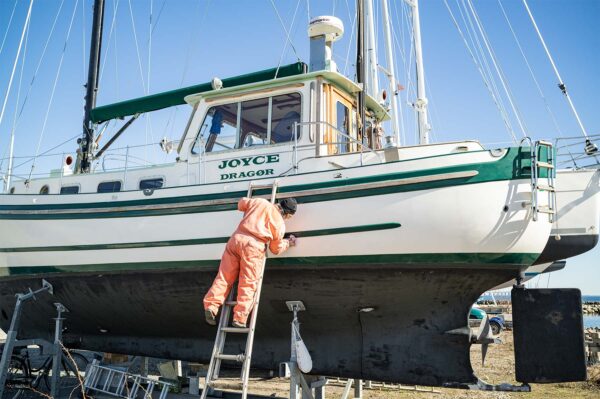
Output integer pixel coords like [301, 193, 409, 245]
[219, 154, 279, 181]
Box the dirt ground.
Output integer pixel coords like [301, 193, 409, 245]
[239, 332, 600, 399]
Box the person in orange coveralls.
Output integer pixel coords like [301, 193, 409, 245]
[203, 197, 298, 327]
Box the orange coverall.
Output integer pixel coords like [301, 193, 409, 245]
[203, 197, 291, 325]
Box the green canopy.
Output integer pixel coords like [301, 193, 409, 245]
[90, 62, 307, 124]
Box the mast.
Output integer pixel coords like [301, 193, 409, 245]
[356, 0, 367, 141]
[365, 0, 379, 98]
[408, 0, 430, 145]
[381, 0, 401, 146]
[79, 0, 105, 173]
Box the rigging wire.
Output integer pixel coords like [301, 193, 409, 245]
[82, 0, 86, 82]
[342, 0, 357, 77]
[0, 0, 34, 136]
[275, 0, 302, 75]
[4, 6, 31, 190]
[12, 134, 80, 171]
[443, 0, 517, 143]
[14, 0, 65, 123]
[28, 0, 79, 181]
[522, 0, 590, 139]
[269, 0, 301, 65]
[457, 0, 516, 141]
[466, 0, 529, 139]
[99, 0, 121, 83]
[0, 0, 19, 57]
[458, 0, 515, 139]
[127, 0, 147, 93]
[497, 0, 578, 166]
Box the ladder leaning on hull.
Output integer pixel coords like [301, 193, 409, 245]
[200, 181, 279, 399]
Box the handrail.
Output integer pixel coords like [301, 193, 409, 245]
[294, 121, 383, 169]
[554, 134, 600, 169]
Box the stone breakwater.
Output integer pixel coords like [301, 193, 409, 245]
[584, 302, 600, 315]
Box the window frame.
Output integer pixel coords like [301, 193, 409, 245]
[60, 185, 80, 195]
[97, 180, 123, 193]
[139, 177, 165, 190]
[190, 90, 303, 156]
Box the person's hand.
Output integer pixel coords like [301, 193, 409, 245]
[288, 235, 297, 247]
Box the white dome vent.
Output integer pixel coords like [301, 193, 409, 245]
[308, 16, 344, 73]
[308, 16, 344, 42]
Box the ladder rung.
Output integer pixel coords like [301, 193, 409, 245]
[215, 353, 246, 362]
[537, 206, 555, 214]
[221, 326, 250, 333]
[208, 379, 244, 390]
[537, 184, 555, 192]
[249, 184, 276, 190]
[224, 301, 238, 306]
[537, 140, 553, 147]
[536, 161, 554, 169]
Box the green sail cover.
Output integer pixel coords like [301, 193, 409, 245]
[90, 62, 307, 123]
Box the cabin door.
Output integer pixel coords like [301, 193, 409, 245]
[324, 86, 359, 156]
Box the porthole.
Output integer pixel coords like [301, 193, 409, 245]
[39, 185, 50, 195]
[97, 181, 122, 193]
[9, 187, 15, 194]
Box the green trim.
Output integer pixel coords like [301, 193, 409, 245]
[1, 252, 539, 277]
[0, 223, 400, 253]
[0, 147, 535, 220]
[89, 63, 307, 123]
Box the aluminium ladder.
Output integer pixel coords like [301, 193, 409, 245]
[200, 181, 278, 399]
[83, 359, 172, 399]
[532, 140, 557, 222]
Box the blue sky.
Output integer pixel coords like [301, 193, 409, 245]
[0, 0, 598, 293]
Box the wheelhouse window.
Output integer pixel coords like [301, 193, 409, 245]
[97, 181, 122, 193]
[139, 178, 164, 190]
[270, 93, 301, 144]
[60, 185, 80, 194]
[192, 92, 301, 154]
[336, 101, 351, 154]
[240, 98, 269, 148]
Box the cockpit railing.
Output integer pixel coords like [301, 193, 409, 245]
[554, 133, 600, 170]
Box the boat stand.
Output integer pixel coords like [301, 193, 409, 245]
[280, 300, 316, 399]
[0, 280, 72, 399]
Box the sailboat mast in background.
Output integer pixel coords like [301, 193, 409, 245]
[407, 0, 431, 145]
[381, 0, 401, 146]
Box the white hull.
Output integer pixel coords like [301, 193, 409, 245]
[0, 146, 551, 274]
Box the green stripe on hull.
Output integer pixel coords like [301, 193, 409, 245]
[0, 223, 400, 253]
[0, 253, 539, 277]
[0, 147, 535, 220]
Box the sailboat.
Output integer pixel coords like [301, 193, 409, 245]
[0, 0, 594, 388]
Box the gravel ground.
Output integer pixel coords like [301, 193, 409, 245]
[2, 332, 599, 398]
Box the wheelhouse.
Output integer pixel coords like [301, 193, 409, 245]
[6, 63, 392, 195]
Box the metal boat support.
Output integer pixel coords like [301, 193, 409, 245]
[0, 280, 72, 399]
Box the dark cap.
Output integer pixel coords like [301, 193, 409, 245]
[278, 198, 297, 215]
